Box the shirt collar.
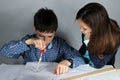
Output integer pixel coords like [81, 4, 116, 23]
[47, 42, 53, 49]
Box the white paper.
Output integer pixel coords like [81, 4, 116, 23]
[0, 63, 117, 80]
[16, 62, 59, 80]
[16, 62, 115, 80]
[0, 63, 24, 80]
[58, 64, 95, 79]
[18, 63, 94, 80]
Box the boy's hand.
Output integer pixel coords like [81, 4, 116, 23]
[54, 60, 71, 75]
[25, 38, 46, 50]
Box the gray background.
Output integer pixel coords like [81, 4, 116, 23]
[0, 0, 120, 68]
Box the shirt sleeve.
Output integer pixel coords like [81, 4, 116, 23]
[0, 35, 30, 58]
[89, 51, 116, 68]
[59, 38, 85, 68]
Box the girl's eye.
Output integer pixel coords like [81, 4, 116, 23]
[83, 28, 87, 30]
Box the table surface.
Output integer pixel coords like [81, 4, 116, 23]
[0, 62, 119, 80]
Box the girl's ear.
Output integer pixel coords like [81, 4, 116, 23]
[33, 26, 36, 31]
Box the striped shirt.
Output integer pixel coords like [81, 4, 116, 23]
[0, 34, 85, 68]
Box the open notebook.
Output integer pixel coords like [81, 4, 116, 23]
[15, 62, 96, 80]
[16, 62, 120, 80]
[16, 62, 59, 80]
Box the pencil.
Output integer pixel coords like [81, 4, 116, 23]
[35, 50, 45, 72]
[35, 55, 42, 72]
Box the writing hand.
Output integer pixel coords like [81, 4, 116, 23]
[25, 38, 46, 50]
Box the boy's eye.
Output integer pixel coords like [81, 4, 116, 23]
[48, 36, 53, 38]
[37, 34, 44, 37]
[39, 35, 44, 37]
[36, 35, 43, 38]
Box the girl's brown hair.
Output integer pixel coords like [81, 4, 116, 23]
[76, 3, 120, 55]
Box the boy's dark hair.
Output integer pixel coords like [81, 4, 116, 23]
[34, 8, 58, 33]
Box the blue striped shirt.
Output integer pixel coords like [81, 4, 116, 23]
[0, 34, 85, 68]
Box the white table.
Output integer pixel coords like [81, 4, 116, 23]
[0, 62, 119, 80]
[0, 63, 24, 80]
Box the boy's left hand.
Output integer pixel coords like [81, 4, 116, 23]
[54, 60, 71, 75]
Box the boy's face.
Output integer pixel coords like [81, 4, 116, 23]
[36, 30, 55, 47]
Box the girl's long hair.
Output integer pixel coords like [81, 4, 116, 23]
[76, 3, 120, 55]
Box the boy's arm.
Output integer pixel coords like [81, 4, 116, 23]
[66, 50, 85, 68]
[0, 36, 30, 58]
[59, 39, 85, 68]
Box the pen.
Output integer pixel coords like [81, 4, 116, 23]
[35, 49, 45, 72]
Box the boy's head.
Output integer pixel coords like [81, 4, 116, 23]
[34, 8, 58, 33]
[34, 8, 58, 46]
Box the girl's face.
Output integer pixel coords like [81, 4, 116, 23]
[77, 19, 92, 39]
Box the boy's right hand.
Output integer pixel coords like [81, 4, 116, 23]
[25, 38, 46, 50]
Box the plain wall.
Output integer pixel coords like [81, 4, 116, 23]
[0, 0, 120, 68]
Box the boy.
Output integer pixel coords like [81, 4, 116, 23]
[0, 8, 85, 75]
